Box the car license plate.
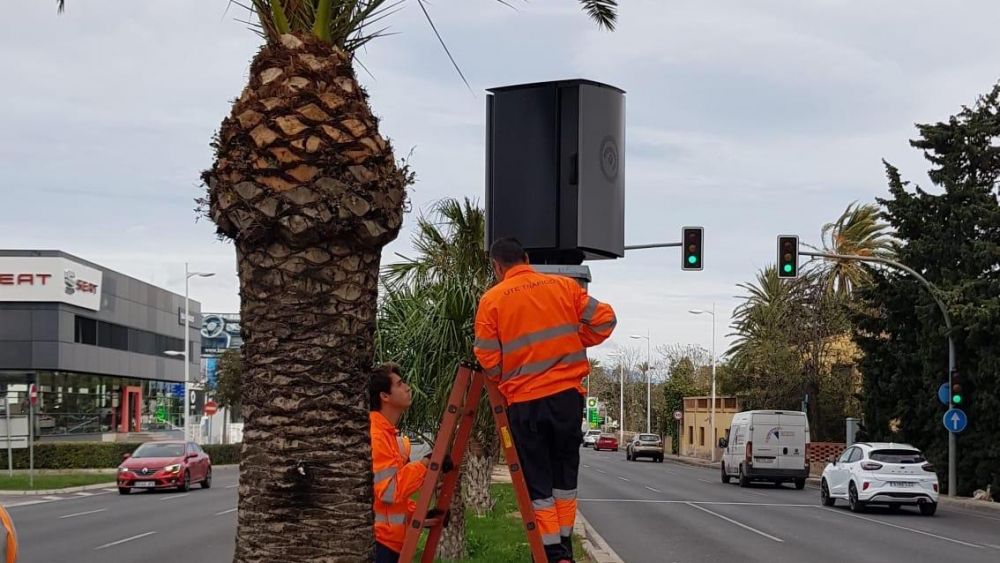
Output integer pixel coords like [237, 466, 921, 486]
[888, 481, 914, 487]
[133, 481, 156, 488]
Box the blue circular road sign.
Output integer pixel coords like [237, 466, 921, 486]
[943, 408, 967, 433]
[937, 383, 950, 406]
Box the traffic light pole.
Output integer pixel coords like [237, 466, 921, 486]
[800, 250, 957, 497]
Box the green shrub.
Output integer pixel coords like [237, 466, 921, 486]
[0, 442, 242, 469]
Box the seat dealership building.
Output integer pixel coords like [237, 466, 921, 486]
[0, 250, 201, 440]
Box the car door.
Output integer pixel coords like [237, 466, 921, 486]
[828, 447, 855, 496]
[186, 442, 203, 481]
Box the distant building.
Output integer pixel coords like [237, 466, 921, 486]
[680, 395, 740, 460]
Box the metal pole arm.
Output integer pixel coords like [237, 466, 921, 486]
[624, 242, 681, 251]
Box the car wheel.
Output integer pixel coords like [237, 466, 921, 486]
[739, 466, 749, 488]
[626, 451, 632, 461]
[919, 502, 937, 516]
[179, 471, 191, 492]
[656, 456, 663, 463]
[118, 487, 131, 495]
[721, 462, 731, 484]
[848, 482, 866, 513]
[202, 468, 212, 489]
[821, 480, 835, 506]
[794, 478, 806, 490]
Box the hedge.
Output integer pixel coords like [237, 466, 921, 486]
[0, 442, 241, 470]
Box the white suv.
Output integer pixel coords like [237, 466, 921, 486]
[582, 430, 602, 448]
[821, 442, 939, 515]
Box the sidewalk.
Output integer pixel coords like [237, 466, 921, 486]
[663, 452, 1000, 515]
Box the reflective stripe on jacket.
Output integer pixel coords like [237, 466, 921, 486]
[371, 411, 427, 553]
[474, 264, 616, 404]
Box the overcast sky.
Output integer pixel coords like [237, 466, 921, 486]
[2, 1, 998, 367]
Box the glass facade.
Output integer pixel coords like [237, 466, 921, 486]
[0, 370, 184, 437]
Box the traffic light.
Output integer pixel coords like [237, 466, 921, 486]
[682, 227, 704, 271]
[950, 369, 963, 406]
[777, 235, 799, 278]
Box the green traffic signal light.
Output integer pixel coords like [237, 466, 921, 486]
[688, 255, 698, 265]
[783, 264, 793, 273]
[952, 394, 963, 405]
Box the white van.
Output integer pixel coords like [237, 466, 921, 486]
[719, 410, 810, 489]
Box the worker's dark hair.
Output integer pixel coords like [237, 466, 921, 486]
[369, 362, 403, 411]
[489, 237, 528, 266]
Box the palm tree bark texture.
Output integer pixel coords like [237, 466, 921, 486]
[204, 34, 409, 562]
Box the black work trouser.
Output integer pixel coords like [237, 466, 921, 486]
[508, 388, 584, 563]
[374, 541, 400, 563]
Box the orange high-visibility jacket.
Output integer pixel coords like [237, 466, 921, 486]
[0, 504, 16, 563]
[474, 264, 617, 404]
[370, 411, 427, 553]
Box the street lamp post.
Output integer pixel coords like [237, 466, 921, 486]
[689, 304, 717, 462]
[609, 352, 625, 447]
[167, 264, 214, 443]
[630, 331, 652, 433]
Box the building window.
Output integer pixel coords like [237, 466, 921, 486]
[74, 316, 185, 358]
[699, 427, 705, 446]
[688, 426, 694, 444]
[75, 316, 97, 345]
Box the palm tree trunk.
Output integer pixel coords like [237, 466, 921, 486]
[233, 240, 380, 562]
[464, 436, 494, 516]
[437, 459, 467, 560]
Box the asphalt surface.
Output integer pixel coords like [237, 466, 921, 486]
[578, 448, 1000, 563]
[4, 466, 237, 563]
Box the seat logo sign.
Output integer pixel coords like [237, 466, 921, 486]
[64, 269, 99, 296]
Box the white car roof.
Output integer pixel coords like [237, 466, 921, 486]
[852, 442, 919, 451]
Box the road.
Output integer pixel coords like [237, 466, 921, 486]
[4, 466, 238, 563]
[578, 448, 1000, 563]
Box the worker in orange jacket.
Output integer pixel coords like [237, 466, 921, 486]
[369, 362, 449, 563]
[474, 238, 616, 563]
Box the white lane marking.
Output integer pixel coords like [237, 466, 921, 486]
[102, 488, 118, 492]
[43, 496, 62, 500]
[697, 479, 713, 484]
[618, 477, 630, 482]
[60, 508, 107, 519]
[686, 502, 784, 543]
[226, 484, 238, 489]
[595, 469, 607, 474]
[576, 498, 816, 508]
[5, 500, 49, 508]
[821, 508, 982, 549]
[578, 498, 814, 507]
[645, 486, 662, 493]
[94, 531, 158, 550]
[983, 544, 1000, 551]
[215, 508, 238, 516]
[74, 492, 94, 497]
[582, 465, 590, 468]
[159, 493, 189, 502]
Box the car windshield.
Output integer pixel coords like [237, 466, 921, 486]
[870, 449, 925, 464]
[586, 431, 601, 436]
[638, 434, 659, 442]
[600, 434, 615, 440]
[132, 443, 184, 458]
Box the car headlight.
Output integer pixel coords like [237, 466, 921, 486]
[118, 466, 128, 473]
[164, 464, 181, 474]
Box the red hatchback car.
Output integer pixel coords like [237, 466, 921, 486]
[118, 441, 212, 494]
[594, 434, 618, 452]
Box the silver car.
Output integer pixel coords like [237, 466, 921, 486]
[627, 433, 664, 462]
[582, 429, 602, 448]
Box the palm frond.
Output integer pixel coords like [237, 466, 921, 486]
[56, 0, 65, 13]
[578, 0, 617, 31]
